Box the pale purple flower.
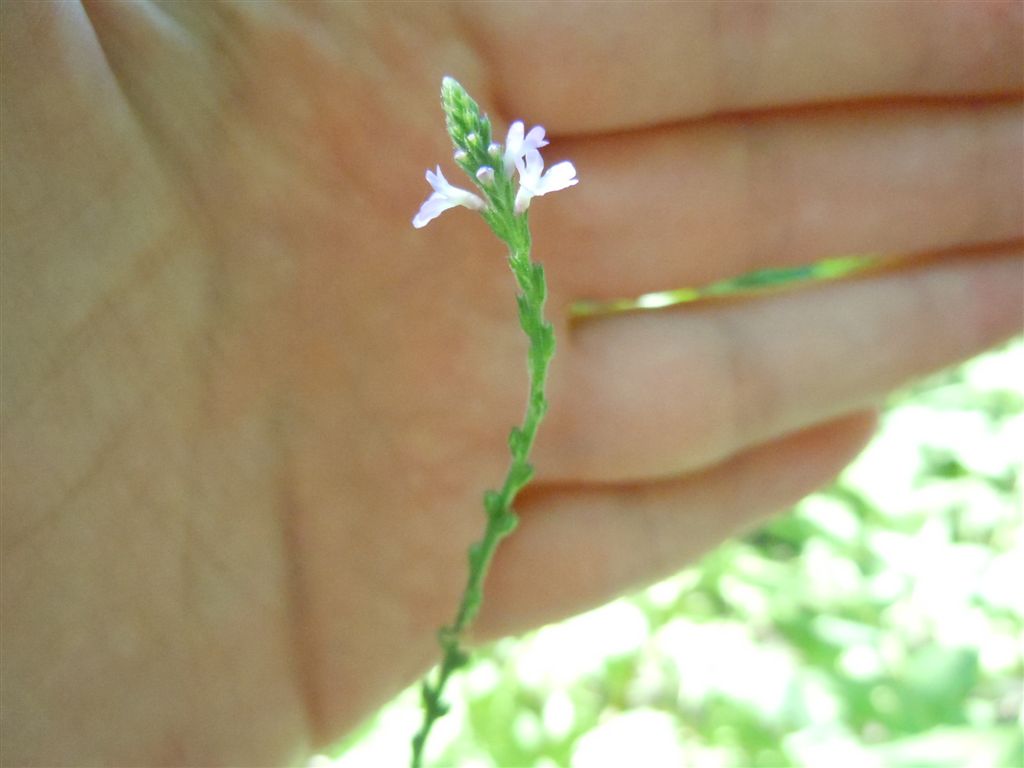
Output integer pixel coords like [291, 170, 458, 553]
[513, 149, 578, 214]
[503, 121, 549, 176]
[412, 166, 487, 229]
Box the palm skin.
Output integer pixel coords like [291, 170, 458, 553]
[2, 2, 1021, 765]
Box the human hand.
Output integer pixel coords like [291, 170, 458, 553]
[3, 2, 1020, 765]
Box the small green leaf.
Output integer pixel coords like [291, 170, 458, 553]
[447, 647, 470, 670]
[517, 295, 536, 335]
[508, 427, 525, 457]
[530, 262, 546, 294]
[508, 462, 534, 491]
[494, 512, 519, 537]
[484, 490, 503, 518]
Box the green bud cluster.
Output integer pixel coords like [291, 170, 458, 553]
[440, 76, 528, 246]
[441, 76, 495, 175]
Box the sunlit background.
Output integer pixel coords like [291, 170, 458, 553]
[317, 339, 1023, 768]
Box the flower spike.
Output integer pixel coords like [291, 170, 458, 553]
[409, 76, 576, 768]
[413, 78, 576, 233]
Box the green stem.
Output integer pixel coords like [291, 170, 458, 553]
[411, 229, 554, 768]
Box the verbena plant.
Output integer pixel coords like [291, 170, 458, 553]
[409, 77, 578, 767]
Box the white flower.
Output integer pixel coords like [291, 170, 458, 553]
[514, 149, 578, 214]
[412, 166, 487, 229]
[412, 119, 576, 229]
[503, 121, 549, 176]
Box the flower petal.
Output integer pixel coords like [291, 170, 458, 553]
[412, 192, 458, 228]
[515, 148, 545, 190]
[430, 166, 486, 206]
[452, 188, 487, 211]
[535, 161, 578, 195]
[524, 125, 549, 151]
[413, 165, 488, 228]
[513, 185, 534, 216]
[503, 121, 525, 175]
[427, 165, 456, 195]
[506, 121, 525, 150]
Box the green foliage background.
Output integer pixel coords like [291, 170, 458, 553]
[321, 338, 1022, 768]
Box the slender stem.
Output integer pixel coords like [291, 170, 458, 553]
[411, 231, 554, 768]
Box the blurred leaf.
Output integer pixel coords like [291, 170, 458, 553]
[744, 515, 819, 560]
[460, 672, 534, 767]
[918, 447, 971, 481]
[697, 695, 792, 766]
[900, 646, 979, 726]
[866, 725, 1023, 768]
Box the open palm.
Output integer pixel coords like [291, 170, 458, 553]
[3, 2, 1021, 765]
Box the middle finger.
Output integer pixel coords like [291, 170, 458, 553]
[536, 101, 1023, 303]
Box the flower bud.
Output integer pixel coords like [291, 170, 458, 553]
[475, 166, 495, 185]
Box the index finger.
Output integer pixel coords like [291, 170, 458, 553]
[462, 1, 1023, 134]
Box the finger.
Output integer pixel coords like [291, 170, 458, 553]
[536, 101, 1023, 301]
[533, 251, 1022, 483]
[463, 2, 1024, 134]
[478, 410, 878, 639]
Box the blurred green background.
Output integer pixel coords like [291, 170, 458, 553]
[318, 338, 1022, 768]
